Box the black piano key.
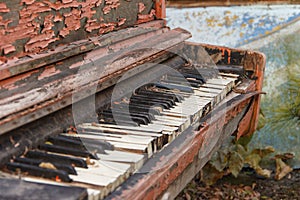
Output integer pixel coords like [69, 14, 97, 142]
[14, 157, 77, 175]
[130, 95, 172, 107]
[103, 109, 151, 124]
[98, 111, 148, 125]
[116, 101, 163, 116]
[128, 103, 162, 115]
[99, 115, 140, 126]
[182, 68, 218, 79]
[130, 95, 173, 109]
[47, 135, 107, 154]
[112, 105, 156, 120]
[132, 93, 176, 106]
[185, 77, 204, 85]
[161, 78, 200, 88]
[6, 162, 72, 182]
[153, 82, 194, 93]
[26, 150, 88, 168]
[181, 72, 206, 83]
[136, 88, 183, 102]
[39, 144, 99, 160]
[58, 135, 114, 151]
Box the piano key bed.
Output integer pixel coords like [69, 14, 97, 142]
[1, 64, 245, 199]
[0, 23, 265, 199]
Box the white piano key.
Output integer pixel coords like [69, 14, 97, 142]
[98, 150, 145, 171]
[90, 123, 163, 133]
[64, 134, 153, 157]
[78, 124, 162, 138]
[219, 72, 240, 78]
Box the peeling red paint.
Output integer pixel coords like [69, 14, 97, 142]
[3, 45, 16, 55]
[103, 0, 120, 15]
[60, 8, 81, 37]
[0, 16, 12, 29]
[137, 9, 156, 24]
[25, 31, 58, 52]
[138, 2, 146, 13]
[117, 18, 126, 26]
[0, 68, 10, 78]
[53, 12, 63, 22]
[0, 0, 160, 61]
[0, 3, 9, 13]
[38, 65, 61, 80]
[0, 70, 37, 90]
[62, 0, 73, 3]
[21, 0, 35, 5]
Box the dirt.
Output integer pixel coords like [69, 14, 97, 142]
[176, 168, 300, 200]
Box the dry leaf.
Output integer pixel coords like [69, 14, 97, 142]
[39, 162, 57, 170]
[275, 158, 293, 180]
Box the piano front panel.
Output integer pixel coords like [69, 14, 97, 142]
[0, 0, 161, 63]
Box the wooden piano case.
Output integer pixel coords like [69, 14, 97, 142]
[0, 0, 265, 199]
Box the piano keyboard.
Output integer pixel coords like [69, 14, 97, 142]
[3, 66, 240, 200]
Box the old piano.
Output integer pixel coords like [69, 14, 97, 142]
[0, 0, 265, 199]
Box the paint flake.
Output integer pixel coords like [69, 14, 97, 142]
[138, 2, 146, 13]
[103, 0, 120, 15]
[2, 45, 16, 55]
[0, 3, 9, 13]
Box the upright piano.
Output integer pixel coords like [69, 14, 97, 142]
[0, 1, 265, 199]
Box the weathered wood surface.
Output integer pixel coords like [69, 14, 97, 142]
[0, 178, 87, 200]
[0, 0, 167, 62]
[0, 27, 191, 134]
[106, 90, 262, 200]
[0, 20, 165, 81]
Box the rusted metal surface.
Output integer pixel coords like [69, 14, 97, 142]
[0, 0, 166, 63]
[107, 91, 262, 200]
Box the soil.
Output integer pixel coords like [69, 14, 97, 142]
[176, 168, 300, 200]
